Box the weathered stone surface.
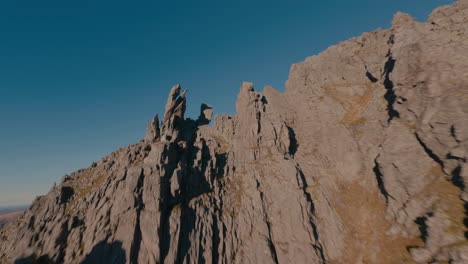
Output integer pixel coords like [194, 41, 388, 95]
[160, 84, 188, 142]
[197, 103, 213, 126]
[144, 114, 160, 142]
[1, 1, 468, 263]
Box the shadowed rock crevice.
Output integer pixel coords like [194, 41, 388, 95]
[59, 186, 74, 204]
[157, 143, 183, 262]
[159, 85, 213, 263]
[174, 146, 209, 263]
[81, 241, 126, 264]
[373, 157, 394, 203]
[214, 153, 227, 179]
[211, 210, 221, 264]
[366, 71, 378, 83]
[14, 254, 52, 264]
[175, 206, 196, 264]
[186, 142, 212, 199]
[415, 133, 444, 168]
[130, 169, 145, 264]
[451, 166, 465, 191]
[158, 145, 181, 263]
[464, 202, 468, 239]
[382, 52, 400, 122]
[287, 126, 298, 157]
[55, 221, 69, 263]
[414, 214, 431, 244]
[255, 179, 279, 264]
[295, 166, 326, 263]
[450, 125, 460, 143]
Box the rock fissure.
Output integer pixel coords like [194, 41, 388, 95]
[451, 165, 465, 191]
[414, 214, 431, 244]
[415, 133, 445, 169]
[255, 179, 279, 264]
[382, 51, 400, 122]
[373, 156, 395, 203]
[130, 169, 145, 264]
[294, 165, 326, 263]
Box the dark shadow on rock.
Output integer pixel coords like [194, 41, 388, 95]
[159, 143, 181, 263]
[464, 202, 468, 239]
[186, 143, 213, 198]
[451, 165, 465, 191]
[215, 152, 227, 179]
[295, 167, 326, 262]
[15, 254, 52, 264]
[59, 186, 75, 204]
[366, 71, 378, 82]
[287, 126, 298, 157]
[130, 169, 145, 264]
[415, 215, 429, 243]
[373, 157, 395, 204]
[81, 241, 126, 264]
[197, 103, 213, 126]
[175, 206, 197, 264]
[382, 53, 400, 122]
[415, 133, 444, 167]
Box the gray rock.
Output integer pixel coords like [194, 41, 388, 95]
[1, 1, 468, 263]
[197, 103, 213, 125]
[144, 114, 160, 142]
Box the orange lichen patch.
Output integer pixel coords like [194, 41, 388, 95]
[64, 166, 108, 215]
[331, 181, 421, 264]
[323, 83, 374, 127]
[402, 122, 418, 132]
[413, 166, 466, 237]
[352, 129, 365, 138]
[223, 170, 244, 217]
[211, 134, 230, 154]
[306, 182, 321, 201]
[330, 166, 466, 263]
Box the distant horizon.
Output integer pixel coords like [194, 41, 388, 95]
[0, 0, 455, 207]
[0, 204, 29, 212]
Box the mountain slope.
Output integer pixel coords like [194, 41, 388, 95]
[1, 1, 468, 263]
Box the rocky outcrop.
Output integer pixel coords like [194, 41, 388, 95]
[1, 1, 468, 263]
[144, 114, 160, 142]
[197, 103, 213, 126]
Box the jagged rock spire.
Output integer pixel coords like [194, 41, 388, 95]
[144, 114, 160, 142]
[160, 84, 188, 142]
[197, 103, 213, 125]
[143, 84, 188, 143]
[162, 84, 182, 124]
[236, 81, 254, 113]
[144, 84, 193, 143]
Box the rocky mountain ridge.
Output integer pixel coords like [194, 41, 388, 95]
[1, 1, 468, 263]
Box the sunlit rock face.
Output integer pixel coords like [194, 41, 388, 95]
[1, 1, 468, 263]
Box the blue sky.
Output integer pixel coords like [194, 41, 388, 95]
[0, 0, 454, 207]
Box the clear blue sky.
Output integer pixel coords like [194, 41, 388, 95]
[0, 0, 454, 207]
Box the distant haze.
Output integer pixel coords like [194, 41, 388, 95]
[0, 205, 28, 214]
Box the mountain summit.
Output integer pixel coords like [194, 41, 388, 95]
[2, 1, 468, 263]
